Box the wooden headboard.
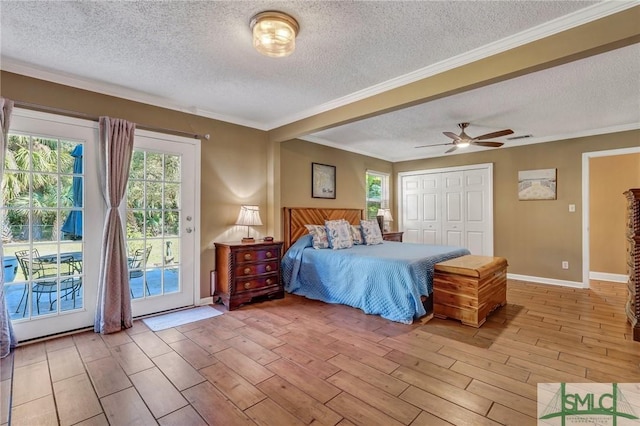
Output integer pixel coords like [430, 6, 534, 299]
[283, 207, 364, 251]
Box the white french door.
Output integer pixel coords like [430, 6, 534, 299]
[127, 130, 199, 317]
[3, 110, 199, 341]
[4, 110, 101, 341]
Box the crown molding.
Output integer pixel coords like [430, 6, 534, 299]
[1, 58, 269, 131]
[1, 1, 635, 133]
[305, 123, 640, 163]
[266, 1, 638, 130]
[299, 135, 390, 161]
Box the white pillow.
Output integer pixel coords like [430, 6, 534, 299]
[360, 219, 383, 245]
[325, 219, 354, 250]
[305, 224, 329, 249]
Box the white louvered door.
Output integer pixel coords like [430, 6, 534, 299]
[398, 164, 493, 255]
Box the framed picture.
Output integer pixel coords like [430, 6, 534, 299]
[518, 168, 557, 200]
[312, 162, 336, 199]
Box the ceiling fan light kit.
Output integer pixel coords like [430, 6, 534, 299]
[416, 122, 514, 154]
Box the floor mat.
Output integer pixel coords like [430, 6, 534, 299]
[142, 305, 223, 331]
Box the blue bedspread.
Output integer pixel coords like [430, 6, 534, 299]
[282, 235, 470, 324]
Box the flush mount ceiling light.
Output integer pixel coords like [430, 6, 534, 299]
[250, 11, 299, 58]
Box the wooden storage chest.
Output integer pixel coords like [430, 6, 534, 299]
[433, 255, 508, 327]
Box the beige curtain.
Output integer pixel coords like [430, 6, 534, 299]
[0, 97, 16, 357]
[94, 117, 135, 334]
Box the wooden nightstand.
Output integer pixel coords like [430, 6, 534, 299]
[214, 240, 284, 310]
[382, 231, 403, 242]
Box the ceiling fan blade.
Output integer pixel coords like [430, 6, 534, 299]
[474, 129, 514, 140]
[445, 145, 459, 154]
[414, 142, 453, 148]
[443, 131, 462, 141]
[472, 141, 504, 148]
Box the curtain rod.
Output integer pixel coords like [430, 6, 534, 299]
[13, 100, 211, 140]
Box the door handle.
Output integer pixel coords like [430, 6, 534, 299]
[185, 227, 193, 233]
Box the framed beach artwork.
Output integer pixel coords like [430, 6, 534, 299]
[518, 168, 557, 200]
[312, 162, 336, 199]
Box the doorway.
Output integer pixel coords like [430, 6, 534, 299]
[3, 110, 100, 340]
[3, 110, 200, 341]
[127, 131, 199, 318]
[582, 146, 640, 287]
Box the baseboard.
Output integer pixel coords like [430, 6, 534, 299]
[198, 296, 214, 306]
[507, 273, 586, 289]
[589, 271, 628, 283]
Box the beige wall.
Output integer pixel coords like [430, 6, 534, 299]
[280, 139, 393, 218]
[395, 131, 640, 283]
[590, 153, 640, 275]
[4, 71, 639, 292]
[1, 71, 271, 299]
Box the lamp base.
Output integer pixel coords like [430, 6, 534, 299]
[241, 237, 255, 243]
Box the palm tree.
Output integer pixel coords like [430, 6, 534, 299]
[2, 134, 72, 241]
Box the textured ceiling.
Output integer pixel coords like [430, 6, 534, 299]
[1, 1, 638, 161]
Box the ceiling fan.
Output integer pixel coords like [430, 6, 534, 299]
[416, 122, 514, 153]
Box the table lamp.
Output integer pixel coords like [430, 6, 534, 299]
[376, 208, 393, 233]
[236, 205, 262, 243]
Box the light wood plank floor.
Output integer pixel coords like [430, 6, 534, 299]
[4, 279, 639, 425]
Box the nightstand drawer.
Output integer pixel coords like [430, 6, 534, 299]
[382, 232, 403, 242]
[235, 261, 279, 277]
[235, 247, 279, 263]
[235, 274, 279, 292]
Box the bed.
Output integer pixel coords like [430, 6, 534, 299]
[281, 207, 470, 324]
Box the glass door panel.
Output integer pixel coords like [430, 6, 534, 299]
[127, 152, 181, 299]
[3, 110, 99, 341]
[127, 132, 196, 317]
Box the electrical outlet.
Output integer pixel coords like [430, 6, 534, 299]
[569, 204, 576, 212]
[562, 261, 569, 269]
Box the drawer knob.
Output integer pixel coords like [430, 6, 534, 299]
[244, 253, 252, 261]
[266, 251, 272, 258]
[266, 278, 272, 285]
[265, 265, 271, 272]
[244, 282, 251, 289]
[243, 267, 251, 275]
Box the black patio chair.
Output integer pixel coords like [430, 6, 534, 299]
[129, 246, 152, 298]
[14, 249, 82, 315]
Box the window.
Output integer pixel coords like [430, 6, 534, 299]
[3, 132, 85, 319]
[366, 170, 389, 219]
[126, 149, 182, 298]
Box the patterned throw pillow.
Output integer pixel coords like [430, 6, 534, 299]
[360, 219, 383, 245]
[325, 219, 354, 250]
[350, 224, 363, 245]
[305, 224, 329, 249]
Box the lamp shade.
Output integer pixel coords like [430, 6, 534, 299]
[250, 11, 299, 58]
[377, 208, 393, 222]
[236, 205, 263, 226]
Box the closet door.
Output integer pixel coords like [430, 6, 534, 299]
[402, 174, 422, 243]
[442, 171, 464, 247]
[464, 168, 493, 255]
[398, 163, 493, 255]
[420, 174, 441, 244]
[402, 173, 442, 244]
